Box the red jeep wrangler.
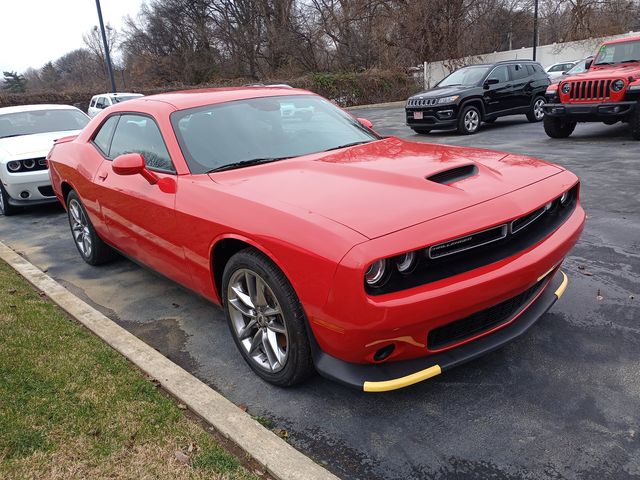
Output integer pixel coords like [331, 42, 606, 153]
[543, 35, 640, 140]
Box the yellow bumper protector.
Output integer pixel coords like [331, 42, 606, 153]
[554, 271, 569, 299]
[363, 365, 442, 392]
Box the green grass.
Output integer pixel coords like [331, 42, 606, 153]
[0, 260, 257, 480]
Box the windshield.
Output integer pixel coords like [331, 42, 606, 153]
[438, 66, 491, 87]
[112, 95, 142, 104]
[0, 109, 89, 139]
[594, 39, 640, 65]
[171, 95, 379, 173]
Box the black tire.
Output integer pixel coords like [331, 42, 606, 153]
[543, 115, 577, 138]
[222, 248, 314, 387]
[630, 102, 640, 140]
[66, 191, 117, 265]
[0, 183, 20, 216]
[411, 127, 431, 134]
[527, 96, 546, 122]
[484, 118, 497, 124]
[457, 105, 481, 135]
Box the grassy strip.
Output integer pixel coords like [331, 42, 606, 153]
[0, 259, 258, 480]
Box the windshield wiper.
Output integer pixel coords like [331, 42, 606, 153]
[323, 140, 372, 152]
[207, 157, 290, 173]
[620, 59, 640, 64]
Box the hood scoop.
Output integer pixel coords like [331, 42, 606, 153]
[427, 164, 478, 185]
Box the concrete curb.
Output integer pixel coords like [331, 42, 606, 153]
[345, 100, 405, 110]
[0, 240, 340, 480]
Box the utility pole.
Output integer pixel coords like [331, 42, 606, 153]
[94, 0, 117, 93]
[532, 0, 539, 61]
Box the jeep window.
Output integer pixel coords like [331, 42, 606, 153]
[437, 66, 491, 87]
[594, 39, 640, 65]
[510, 64, 528, 80]
[488, 66, 510, 83]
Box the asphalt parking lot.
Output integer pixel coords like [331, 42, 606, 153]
[1, 107, 639, 480]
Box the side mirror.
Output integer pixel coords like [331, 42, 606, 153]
[112, 153, 158, 185]
[484, 78, 500, 88]
[357, 117, 373, 129]
[585, 58, 593, 70]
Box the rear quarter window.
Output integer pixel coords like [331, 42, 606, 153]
[92, 116, 119, 156]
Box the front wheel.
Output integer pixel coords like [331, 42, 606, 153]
[0, 183, 20, 216]
[457, 105, 481, 134]
[222, 248, 314, 386]
[527, 96, 546, 122]
[66, 191, 117, 265]
[543, 115, 576, 138]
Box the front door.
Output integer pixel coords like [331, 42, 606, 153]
[483, 65, 514, 115]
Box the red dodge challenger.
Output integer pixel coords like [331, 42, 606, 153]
[48, 88, 585, 392]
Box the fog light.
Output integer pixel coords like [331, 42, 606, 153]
[373, 344, 395, 362]
[437, 109, 454, 118]
[20, 191, 30, 199]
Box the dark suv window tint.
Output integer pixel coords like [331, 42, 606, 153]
[534, 64, 545, 74]
[92, 116, 119, 156]
[510, 64, 529, 80]
[489, 65, 510, 83]
[109, 114, 174, 172]
[526, 64, 535, 75]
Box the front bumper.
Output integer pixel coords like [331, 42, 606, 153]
[0, 169, 57, 206]
[543, 101, 636, 121]
[313, 269, 568, 392]
[405, 105, 459, 128]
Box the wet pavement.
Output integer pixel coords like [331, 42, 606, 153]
[1, 109, 639, 479]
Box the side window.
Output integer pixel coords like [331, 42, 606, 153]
[490, 66, 510, 83]
[534, 64, 545, 75]
[526, 64, 535, 75]
[509, 64, 528, 80]
[90, 97, 96, 108]
[109, 114, 175, 173]
[92, 116, 119, 156]
[95, 97, 105, 109]
[105, 98, 112, 106]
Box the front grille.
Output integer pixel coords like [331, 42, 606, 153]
[429, 224, 507, 259]
[407, 98, 438, 107]
[427, 277, 547, 350]
[566, 79, 611, 101]
[38, 186, 55, 197]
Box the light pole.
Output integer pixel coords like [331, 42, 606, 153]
[532, 0, 539, 61]
[94, 0, 117, 93]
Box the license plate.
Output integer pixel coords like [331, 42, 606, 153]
[414, 111, 423, 120]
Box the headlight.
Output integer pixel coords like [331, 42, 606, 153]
[612, 79, 625, 92]
[22, 159, 35, 169]
[561, 83, 571, 94]
[365, 259, 390, 288]
[395, 252, 417, 274]
[437, 95, 459, 104]
[7, 161, 21, 172]
[560, 191, 570, 205]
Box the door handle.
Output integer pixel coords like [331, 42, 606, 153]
[97, 172, 108, 181]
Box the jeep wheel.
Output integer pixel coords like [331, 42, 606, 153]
[411, 127, 431, 134]
[543, 115, 576, 138]
[527, 96, 546, 122]
[457, 105, 481, 135]
[630, 102, 640, 140]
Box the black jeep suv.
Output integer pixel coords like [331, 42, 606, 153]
[406, 60, 551, 135]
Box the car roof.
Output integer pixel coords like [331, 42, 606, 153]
[0, 104, 80, 115]
[92, 92, 144, 98]
[124, 87, 314, 111]
[460, 59, 541, 68]
[602, 35, 640, 45]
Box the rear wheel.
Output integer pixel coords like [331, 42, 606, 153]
[0, 183, 19, 216]
[66, 191, 116, 265]
[630, 102, 640, 140]
[411, 127, 431, 134]
[457, 105, 481, 134]
[222, 248, 314, 386]
[543, 115, 576, 138]
[527, 96, 546, 122]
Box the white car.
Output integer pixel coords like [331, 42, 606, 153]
[88, 92, 144, 118]
[545, 61, 578, 80]
[0, 104, 89, 216]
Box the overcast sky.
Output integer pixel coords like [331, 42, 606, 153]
[0, 0, 145, 74]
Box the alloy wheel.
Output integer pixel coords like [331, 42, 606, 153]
[68, 199, 92, 258]
[464, 109, 480, 132]
[534, 98, 545, 120]
[227, 269, 289, 372]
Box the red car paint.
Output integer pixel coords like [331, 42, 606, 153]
[48, 88, 585, 367]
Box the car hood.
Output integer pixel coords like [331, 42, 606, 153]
[0, 130, 82, 159]
[209, 137, 563, 239]
[409, 85, 471, 99]
[564, 63, 640, 80]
